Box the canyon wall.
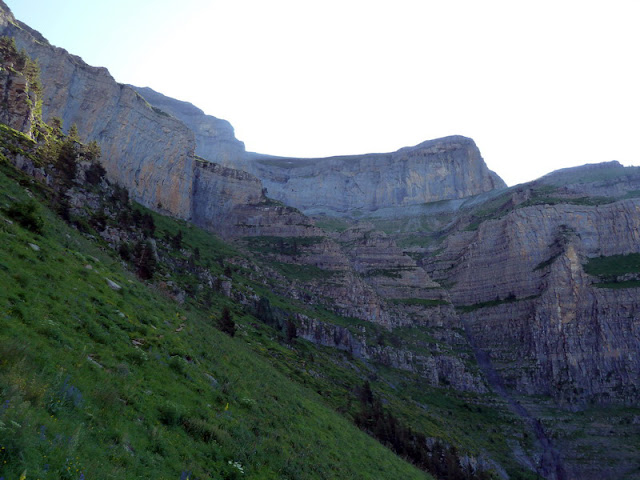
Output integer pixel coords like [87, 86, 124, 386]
[424, 177, 640, 403]
[237, 136, 505, 216]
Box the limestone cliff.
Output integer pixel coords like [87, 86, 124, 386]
[0, 4, 196, 219]
[0, 58, 36, 136]
[0, 2, 318, 239]
[132, 86, 246, 165]
[136, 82, 507, 217]
[423, 170, 640, 403]
[243, 136, 506, 215]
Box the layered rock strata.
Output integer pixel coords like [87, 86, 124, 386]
[426, 197, 640, 402]
[243, 136, 506, 216]
[296, 314, 487, 393]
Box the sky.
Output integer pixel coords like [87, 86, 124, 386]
[5, 0, 640, 186]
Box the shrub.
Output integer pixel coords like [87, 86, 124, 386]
[5, 200, 44, 234]
[85, 161, 106, 185]
[217, 307, 236, 337]
[133, 239, 157, 280]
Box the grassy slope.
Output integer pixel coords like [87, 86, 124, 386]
[0, 163, 431, 479]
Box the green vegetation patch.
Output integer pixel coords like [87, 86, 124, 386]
[364, 267, 415, 279]
[313, 216, 351, 233]
[390, 298, 450, 307]
[0, 163, 430, 480]
[457, 294, 539, 313]
[584, 253, 640, 277]
[463, 192, 514, 231]
[592, 280, 640, 289]
[396, 234, 436, 248]
[519, 195, 616, 208]
[584, 253, 640, 289]
[244, 235, 324, 256]
[272, 261, 337, 283]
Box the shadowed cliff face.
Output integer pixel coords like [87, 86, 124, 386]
[0, 67, 36, 136]
[244, 136, 506, 216]
[426, 189, 640, 403]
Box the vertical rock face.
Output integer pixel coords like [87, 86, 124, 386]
[191, 160, 323, 238]
[132, 86, 247, 165]
[192, 160, 264, 228]
[243, 136, 506, 215]
[0, 66, 35, 136]
[428, 197, 640, 403]
[0, 3, 196, 219]
[0, 2, 307, 235]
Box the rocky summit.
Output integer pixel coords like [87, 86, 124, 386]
[0, 2, 639, 480]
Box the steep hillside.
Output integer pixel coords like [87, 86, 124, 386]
[0, 106, 534, 480]
[0, 160, 438, 480]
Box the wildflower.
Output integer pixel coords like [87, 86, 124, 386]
[224, 402, 229, 411]
[228, 460, 244, 474]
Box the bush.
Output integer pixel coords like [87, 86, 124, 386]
[5, 200, 44, 234]
[85, 161, 106, 185]
[133, 239, 157, 280]
[217, 307, 236, 337]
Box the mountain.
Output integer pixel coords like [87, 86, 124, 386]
[129, 85, 505, 216]
[131, 86, 247, 166]
[0, 2, 639, 479]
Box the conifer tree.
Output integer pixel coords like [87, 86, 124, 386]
[217, 307, 236, 337]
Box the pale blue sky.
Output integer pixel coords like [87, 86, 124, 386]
[6, 0, 640, 186]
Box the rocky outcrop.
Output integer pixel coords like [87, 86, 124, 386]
[427, 198, 640, 402]
[132, 86, 246, 165]
[0, 65, 35, 135]
[296, 314, 487, 393]
[432, 200, 640, 306]
[243, 136, 506, 216]
[338, 224, 441, 300]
